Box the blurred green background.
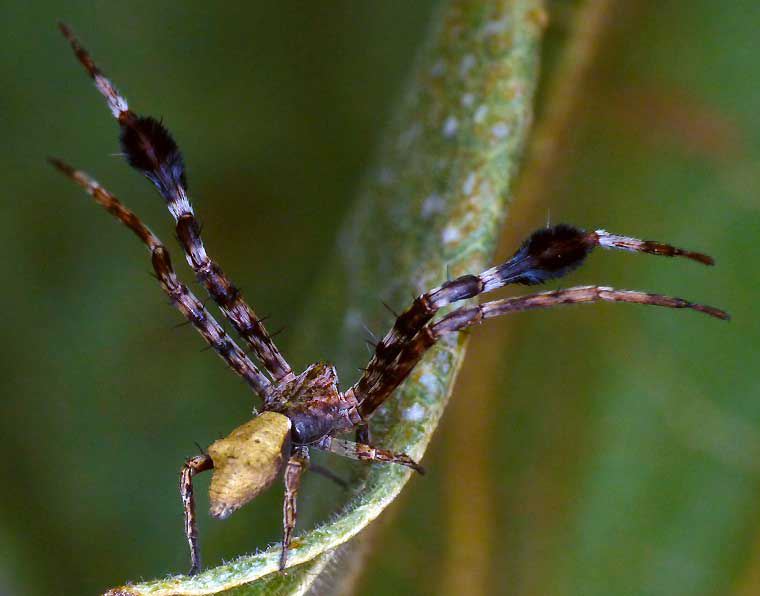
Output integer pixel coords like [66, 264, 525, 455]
[2, 2, 759, 595]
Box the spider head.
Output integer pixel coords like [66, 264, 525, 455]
[276, 362, 343, 444]
[206, 411, 292, 519]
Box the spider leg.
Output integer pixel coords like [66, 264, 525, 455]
[180, 454, 214, 576]
[280, 446, 309, 572]
[309, 463, 349, 489]
[315, 436, 425, 474]
[593, 229, 714, 265]
[349, 223, 720, 412]
[355, 421, 371, 444]
[436, 285, 729, 326]
[356, 285, 728, 419]
[349, 224, 713, 410]
[58, 23, 294, 386]
[49, 159, 273, 399]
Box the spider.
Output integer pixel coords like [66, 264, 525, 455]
[51, 23, 729, 576]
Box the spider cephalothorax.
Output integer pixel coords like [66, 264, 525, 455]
[270, 363, 354, 443]
[52, 24, 728, 576]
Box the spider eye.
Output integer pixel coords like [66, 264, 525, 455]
[207, 411, 292, 519]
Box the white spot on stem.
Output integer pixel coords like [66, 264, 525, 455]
[442, 116, 458, 138]
[462, 173, 477, 195]
[442, 225, 461, 244]
[459, 54, 476, 77]
[403, 403, 426, 422]
[418, 372, 439, 394]
[491, 122, 510, 138]
[421, 194, 445, 218]
[483, 17, 509, 36]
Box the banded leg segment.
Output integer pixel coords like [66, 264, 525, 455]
[350, 223, 716, 409]
[315, 436, 424, 474]
[58, 23, 293, 385]
[594, 229, 714, 265]
[437, 285, 730, 327]
[49, 159, 273, 399]
[280, 446, 309, 572]
[180, 454, 214, 576]
[357, 285, 729, 418]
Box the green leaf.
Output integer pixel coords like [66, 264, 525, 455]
[104, 1, 545, 594]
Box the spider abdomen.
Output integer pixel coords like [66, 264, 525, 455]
[207, 412, 291, 519]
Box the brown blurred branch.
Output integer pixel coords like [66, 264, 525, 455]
[439, 2, 620, 595]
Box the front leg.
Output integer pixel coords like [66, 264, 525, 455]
[355, 421, 371, 444]
[350, 224, 719, 417]
[315, 436, 425, 475]
[59, 24, 294, 385]
[180, 454, 214, 576]
[280, 446, 310, 572]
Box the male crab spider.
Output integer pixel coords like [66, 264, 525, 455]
[50, 24, 729, 575]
